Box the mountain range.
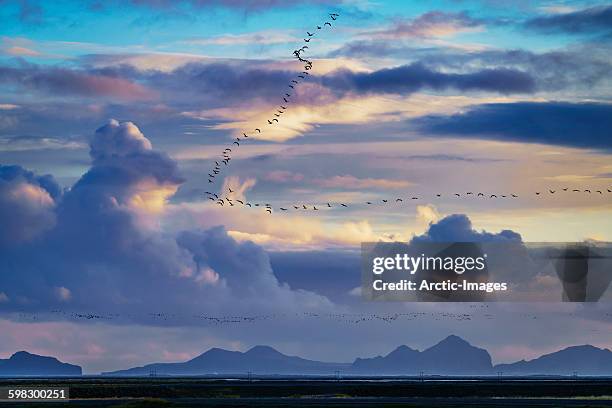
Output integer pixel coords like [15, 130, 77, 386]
[3, 336, 611, 376]
[102, 335, 612, 377]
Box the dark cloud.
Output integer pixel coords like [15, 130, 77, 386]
[321, 63, 535, 95]
[412, 214, 521, 243]
[412, 101, 612, 150]
[525, 5, 612, 34]
[330, 44, 612, 93]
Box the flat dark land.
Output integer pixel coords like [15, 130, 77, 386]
[1, 378, 611, 407]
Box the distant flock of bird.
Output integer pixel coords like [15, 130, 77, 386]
[207, 187, 612, 214]
[22, 307, 608, 327]
[206, 13, 339, 185]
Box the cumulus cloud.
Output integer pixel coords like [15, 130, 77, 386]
[0, 120, 330, 320]
[0, 165, 61, 245]
[412, 214, 522, 243]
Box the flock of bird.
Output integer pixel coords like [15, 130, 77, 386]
[206, 187, 612, 214]
[13, 308, 612, 326]
[206, 13, 339, 185]
[200, 13, 611, 215]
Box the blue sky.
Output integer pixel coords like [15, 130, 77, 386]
[0, 0, 611, 373]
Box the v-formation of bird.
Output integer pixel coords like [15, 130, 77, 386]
[207, 187, 612, 214]
[205, 14, 610, 214]
[205, 13, 339, 185]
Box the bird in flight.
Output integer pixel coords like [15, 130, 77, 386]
[307, 31, 314, 36]
[229, 188, 234, 193]
[324, 22, 332, 26]
[255, 128, 261, 133]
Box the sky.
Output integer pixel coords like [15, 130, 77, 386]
[0, 0, 611, 374]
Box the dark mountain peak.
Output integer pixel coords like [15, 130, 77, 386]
[386, 345, 418, 357]
[246, 345, 283, 356]
[441, 334, 470, 346]
[10, 351, 60, 363]
[426, 335, 474, 352]
[495, 343, 612, 375]
[11, 351, 35, 359]
[0, 351, 82, 376]
[562, 344, 602, 352]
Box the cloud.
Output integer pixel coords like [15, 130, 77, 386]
[525, 5, 612, 34]
[0, 63, 157, 100]
[412, 214, 522, 243]
[0, 120, 330, 320]
[0, 164, 61, 245]
[183, 30, 298, 46]
[321, 63, 535, 95]
[221, 175, 256, 201]
[412, 102, 612, 150]
[366, 11, 484, 39]
[264, 170, 304, 183]
[314, 175, 412, 190]
[329, 43, 612, 94]
[126, 0, 340, 12]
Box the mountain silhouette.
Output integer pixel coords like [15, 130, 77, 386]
[353, 335, 492, 375]
[0, 351, 81, 377]
[69, 335, 612, 377]
[494, 345, 612, 376]
[103, 345, 348, 376]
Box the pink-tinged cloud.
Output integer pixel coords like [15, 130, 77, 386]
[314, 175, 413, 190]
[5, 46, 40, 56]
[367, 11, 484, 39]
[0, 65, 157, 101]
[264, 170, 305, 183]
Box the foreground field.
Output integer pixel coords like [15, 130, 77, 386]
[1, 378, 611, 407]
